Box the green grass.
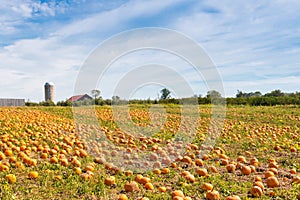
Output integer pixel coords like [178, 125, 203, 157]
[0, 105, 299, 199]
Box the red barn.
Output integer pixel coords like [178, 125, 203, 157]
[68, 94, 92, 102]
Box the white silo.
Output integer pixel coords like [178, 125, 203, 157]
[44, 82, 55, 102]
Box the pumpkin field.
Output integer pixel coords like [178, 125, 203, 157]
[0, 105, 299, 200]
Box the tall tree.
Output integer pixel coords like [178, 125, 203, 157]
[253, 91, 262, 97]
[206, 90, 222, 99]
[236, 90, 244, 98]
[265, 89, 285, 97]
[236, 90, 262, 98]
[160, 88, 171, 100]
[91, 89, 101, 101]
[112, 96, 120, 101]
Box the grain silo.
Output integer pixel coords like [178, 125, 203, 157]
[44, 82, 55, 102]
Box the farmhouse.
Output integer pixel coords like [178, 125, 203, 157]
[68, 94, 93, 102]
[0, 98, 25, 106]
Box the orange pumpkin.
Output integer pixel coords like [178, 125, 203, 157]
[254, 181, 264, 191]
[196, 168, 208, 176]
[124, 170, 133, 176]
[202, 183, 213, 191]
[117, 194, 128, 200]
[266, 176, 279, 188]
[225, 195, 241, 200]
[135, 174, 143, 184]
[206, 191, 220, 200]
[290, 168, 297, 174]
[161, 168, 170, 174]
[153, 168, 161, 175]
[269, 167, 278, 174]
[249, 158, 259, 166]
[195, 159, 204, 166]
[185, 174, 195, 183]
[241, 165, 251, 175]
[209, 166, 218, 173]
[28, 171, 39, 179]
[144, 182, 154, 190]
[292, 176, 300, 184]
[124, 181, 139, 192]
[104, 176, 115, 186]
[250, 186, 263, 197]
[172, 190, 185, 198]
[6, 174, 16, 183]
[264, 171, 275, 179]
[158, 186, 167, 192]
[74, 167, 82, 175]
[220, 159, 229, 166]
[140, 177, 151, 185]
[237, 156, 246, 163]
[226, 164, 236, 173]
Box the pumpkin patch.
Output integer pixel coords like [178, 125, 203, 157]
[0, 105, 298, 199]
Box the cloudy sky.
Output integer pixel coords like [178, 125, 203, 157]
[1, 0, 300, 102]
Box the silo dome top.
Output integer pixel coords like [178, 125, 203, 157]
[45, 82, 54, 86]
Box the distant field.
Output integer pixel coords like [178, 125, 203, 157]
[0, 105, 299, 200]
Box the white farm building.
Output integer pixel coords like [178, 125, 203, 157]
[0, 98, 25, 107]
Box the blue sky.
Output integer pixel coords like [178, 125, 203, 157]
[0, 0, 300, 102]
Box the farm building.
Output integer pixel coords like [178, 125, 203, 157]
[68, 94, 93, 102]
[44, 82, 55, 102]
[0, 98, 25, 107]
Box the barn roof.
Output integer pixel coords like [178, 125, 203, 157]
[68, 94, 92, 102]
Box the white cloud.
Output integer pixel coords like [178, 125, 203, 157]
[0, 0, 56, 20]
[1, 0, 300, 101]
[0, 35, 90, 101]
[11, 3, 33, 18]
[170, 1, 300, 95]
[0, 0, 70, 36]
[224, 75, 300, 97]
[32, 2, 55, 16]
[56, 0, 184, 38]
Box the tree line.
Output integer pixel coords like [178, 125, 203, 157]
[227, 89, 300, 106]
[26, 89, 300, 107]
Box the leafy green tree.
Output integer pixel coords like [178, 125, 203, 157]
[112, 96, 121, 105]
[236, 90, 244, 98]
[112, 96, 120, 101]
[56, 99, 72, 106]
[160, 88, 171, 100]
[264, 89, 285, 97]
[39, 100, 55, 106]
[236, 90, 262, 98]
[206, 90, 222, 98]
[25, 102, 39, 106]
[91, 89, 101, 101]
